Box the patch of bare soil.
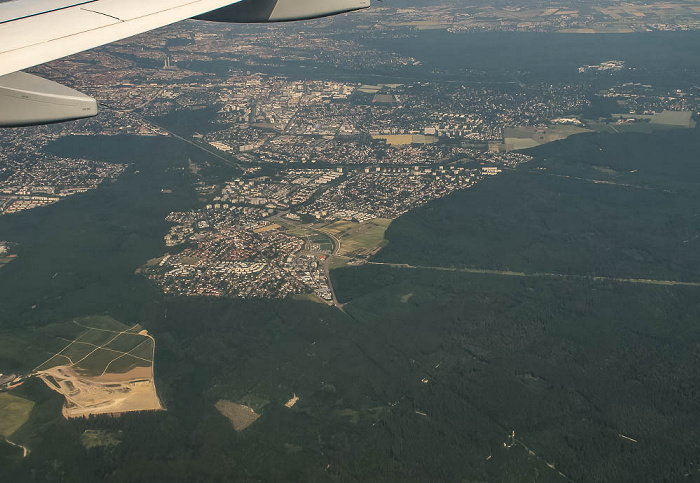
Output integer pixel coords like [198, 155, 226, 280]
[37, 365, 163, 418]
[215, 400, 260, 431]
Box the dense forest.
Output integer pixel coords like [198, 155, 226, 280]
[3, 128, 700, 480]
[5, 267, 700, 481]
[377, 127, 700, 282]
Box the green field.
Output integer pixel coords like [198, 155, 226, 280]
[104, 333, 150, 354]
[34, 315, 152, 377]
[74, 315, 131, 332]
[378, 127, 700, 283]
[329, 255, 351, 269]
[81, 430, 122, 450]
[0, 394, 34, 438]
[291, 293, 327, 304]
[309, 233, 334, 252]
[504, 124, 591, 150]
[104, 351, 151, 374]
[281, 225, 313, 238]
[126, 340, 155, 361]
[2, 46, 700, 480]
[73, 349, 128, 377]
[319, 218, 392, 256]
[325, 127, 700, 482]
[0, 321, 88, 374]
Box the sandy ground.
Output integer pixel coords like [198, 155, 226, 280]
[284, 394, 299, 408]
[215, 400, 260, 431]
[37, 365, 163, 418]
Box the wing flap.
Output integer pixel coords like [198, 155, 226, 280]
[0, 0, 244, 77]
[0, 0, 97, 23]
[196, 0, 370, 23]
[1, 9, 116, 53]
[79, 0, 204, 22]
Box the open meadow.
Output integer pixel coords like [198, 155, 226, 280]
[318, 218, 392, 257]
[0, 394, 34, 438]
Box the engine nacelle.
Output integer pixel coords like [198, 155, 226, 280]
[0, 72, 98, 128]
[195, 0, 370, 23]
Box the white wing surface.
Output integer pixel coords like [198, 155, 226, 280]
[0, 0, 244, 77]
[0, 0, 369, 126]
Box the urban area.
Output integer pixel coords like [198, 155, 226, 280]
[1, 2, 698, 304]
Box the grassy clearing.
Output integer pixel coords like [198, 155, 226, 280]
[504, 125, 591, 150]
[318, 220, 355, 237]
[144, 256, 166, 267]
[75, 328, 119, 346]
[320, 218, 392, 256]
[215, 400, 260, 432]
[104, 333, 151, 354]
[37, 347, 93, 370]
[0, 393, 34, 437]
[75, 315, 129, 332]
[330, 256, 350, 269]
[36, 327, 118, 372]
[1, 318, 137, 374]
[106, 355, 150, 374]
[81, 430, 122, 449]
[283, 225, 312, 238]
[36, 318, 153, 377]
[0, 333, 61, 373]
[74, 349, 125, 377]
[127, 341, 155, 361]
[0, 324, 83, 373]
[292, 293, 327, 305]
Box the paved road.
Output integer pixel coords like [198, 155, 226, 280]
[311, 227, 344, 310]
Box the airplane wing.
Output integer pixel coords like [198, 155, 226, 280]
[0, 0, 369, 127]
